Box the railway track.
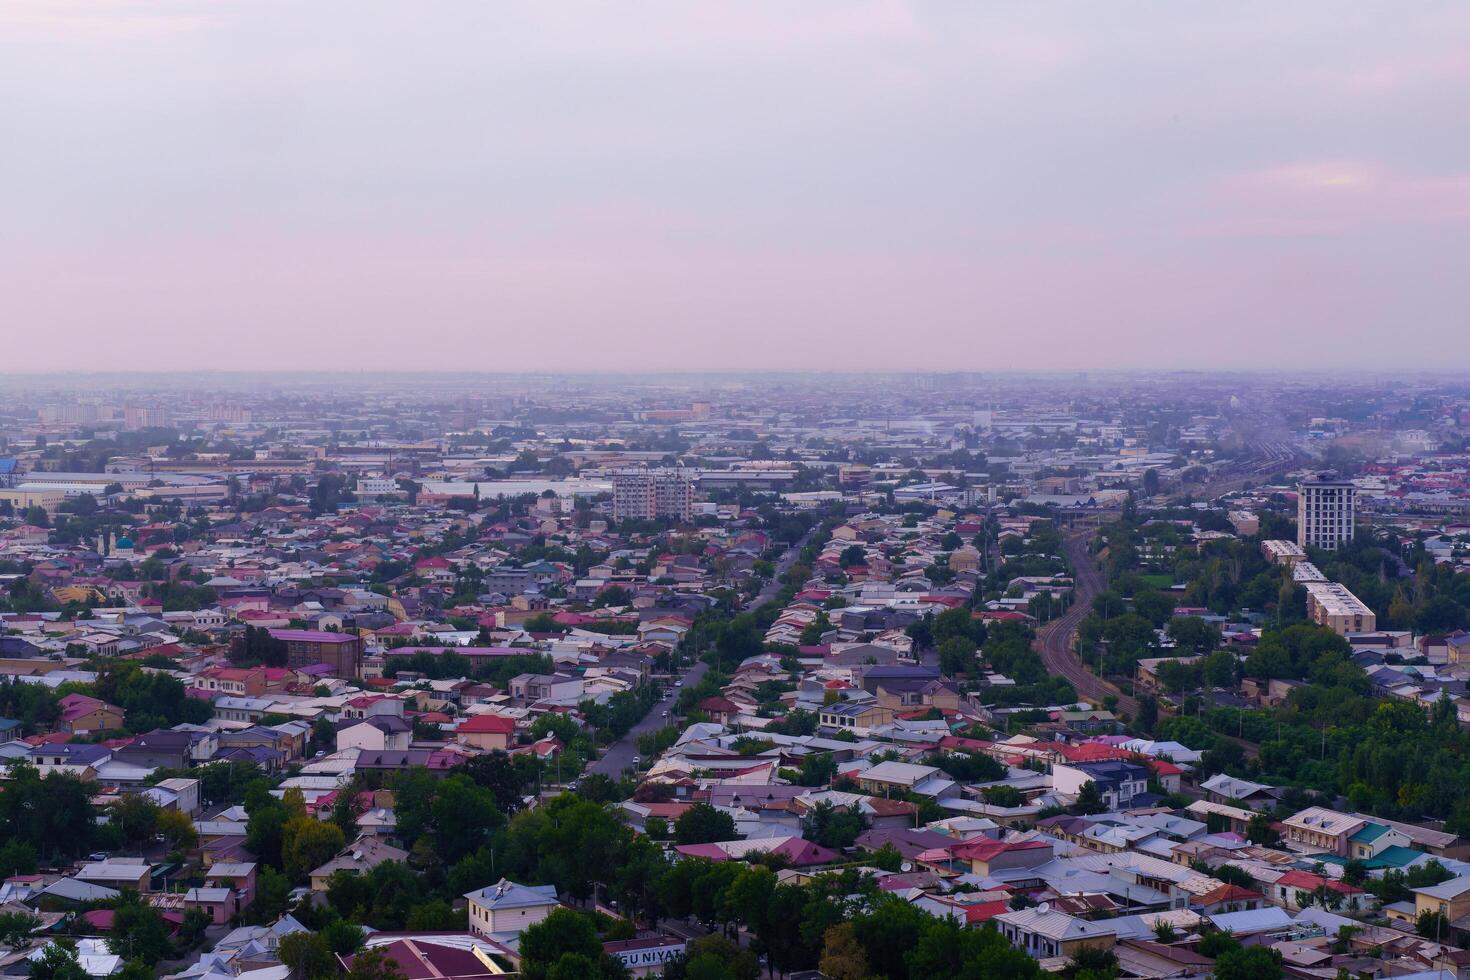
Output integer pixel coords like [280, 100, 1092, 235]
[1033, 528, 1140, 719]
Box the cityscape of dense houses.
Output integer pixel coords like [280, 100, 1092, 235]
[0, 376, 1466, 978]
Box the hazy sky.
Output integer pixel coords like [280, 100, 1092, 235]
[3, 2, 1469, 372]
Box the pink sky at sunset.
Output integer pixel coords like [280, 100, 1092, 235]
[2, 1, 1468, 372]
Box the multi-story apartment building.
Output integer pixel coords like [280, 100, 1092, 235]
[1304, 581, 1377, 636]
[612, 469, 693, 522]
[1298, 475, 1356, 551]
[266, 628, 362, 678]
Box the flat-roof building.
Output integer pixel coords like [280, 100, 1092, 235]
[1304, 582, 1376, 636]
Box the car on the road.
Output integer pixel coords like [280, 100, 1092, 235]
[674, 680, 683, 687]
[661, 710, 669, 719]
[632, 756, 641, 768]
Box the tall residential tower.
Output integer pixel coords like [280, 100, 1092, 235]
[1297, 474, 1356, 551]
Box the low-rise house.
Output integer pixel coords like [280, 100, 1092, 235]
[455, 713, 516, 751]
[76, 858, 151, 893]
[183, 886, 238, 925]
[1414, 876, 1470, 926]
[309, 837, 410, 891]
[204, 861, 257, 912]
[115, 729, 195, 770]
[994, 906, 1118, 960]
[1052, 760, 1151, 810]
[1200, 773, 1280, 807]
[336, 716, 412, 753]
[1280, 807, 1366, 857]
[853, 761, 957, 800]
[56, 693, 123, 734]
[818, 701, 895, 735]
[465, 878, 561, 942]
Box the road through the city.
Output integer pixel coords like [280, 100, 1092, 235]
[588, 527, 817, 777]
[1033, 527, 1140, 719]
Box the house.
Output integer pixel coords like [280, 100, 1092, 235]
[994, 906, 1118, 960]
[56, 693, 124, 734]
[465, 878, 561, 942]
[341, 936, 519, 979]
[183, 886, 238, 925]
[1200, 773, 1280, 807]
[508, 673, 583, 703]
[1194, 883, 1264, 915]
[455, 714, 516, 752]
[1280, 807, 1366, 857]
[336, 716, 412, 753]
[76, 858, 152, 893]
[854, 761, 957, 800]
[696, 697, 742, 726]
[949, 838, 1053, 876]
[1414, 876, 1470, 926]
[818, 701, 895, 735]
[29, 742, 111, 772]
[1052, 761, 1151, 810]
[1347, 822, 1412, 862]
[309, 837, 410, 891]
[204, 861, 257, 912]
[1272, 869, 1365, 912]
[143, 777, 201, 815]
[115, 729, 195, 770]
[671, 837, 840, 867]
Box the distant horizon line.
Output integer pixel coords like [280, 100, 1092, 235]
[4, 367, 1470, 379]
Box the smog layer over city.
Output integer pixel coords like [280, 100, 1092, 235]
[4, 3, 1470, 980]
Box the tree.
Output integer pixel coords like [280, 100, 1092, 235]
[908, 915, 1042, 980]
[0, 912, 40, 948]
[344, 948, 408, 980]
[674, 803, 736, 845]
[1167, 616, 1221, 653]
[819, 923, 871, 980]
[1246, 812, 1279, 846]
[1132, 590, 1175, 628]
[1142, 468, 1161, 496]
[937, 636, 978, 677]
[278, 932, 335, 980]
[431, 774, 504, 862]
[323, 920, 366, 954]
[666, 935, 758, 980]
[282, 813, 345, 880]
[156, 808, 199, 850]
[1197, 931, 1240, 958]
[28, 942, 88, 980]
[1213, 944, 1283, 980]
[0, 840, 38, 879]
[517, 908, 629, 980]
[108, 793, 159, 846]
[106, 892, 174, 965]
[1417, 909, 1451, 941]
[456, 753, 526, 815]
[1070, 780, 1106, 815]
[933, 606, 984, 646]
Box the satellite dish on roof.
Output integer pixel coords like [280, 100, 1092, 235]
[1036, 901, 1050, 914]
[901, 862, 913, 873]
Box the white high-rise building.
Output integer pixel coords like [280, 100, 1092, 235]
[1297, 475, 1356, 551]
[612, 469, 694, 522]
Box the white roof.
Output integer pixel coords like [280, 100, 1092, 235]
[855, 760, 940, 785]
[1208, 906, 1296, 935]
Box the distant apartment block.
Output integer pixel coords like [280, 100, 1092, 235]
[1261, 539, 1306, 566]
[1298, 475, 1356, 551]
[267, 628, 363, 678]
[612, 469, 694, 522]
[1228, 510, 1259, 536]
[1304, 581, 1376, 636]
